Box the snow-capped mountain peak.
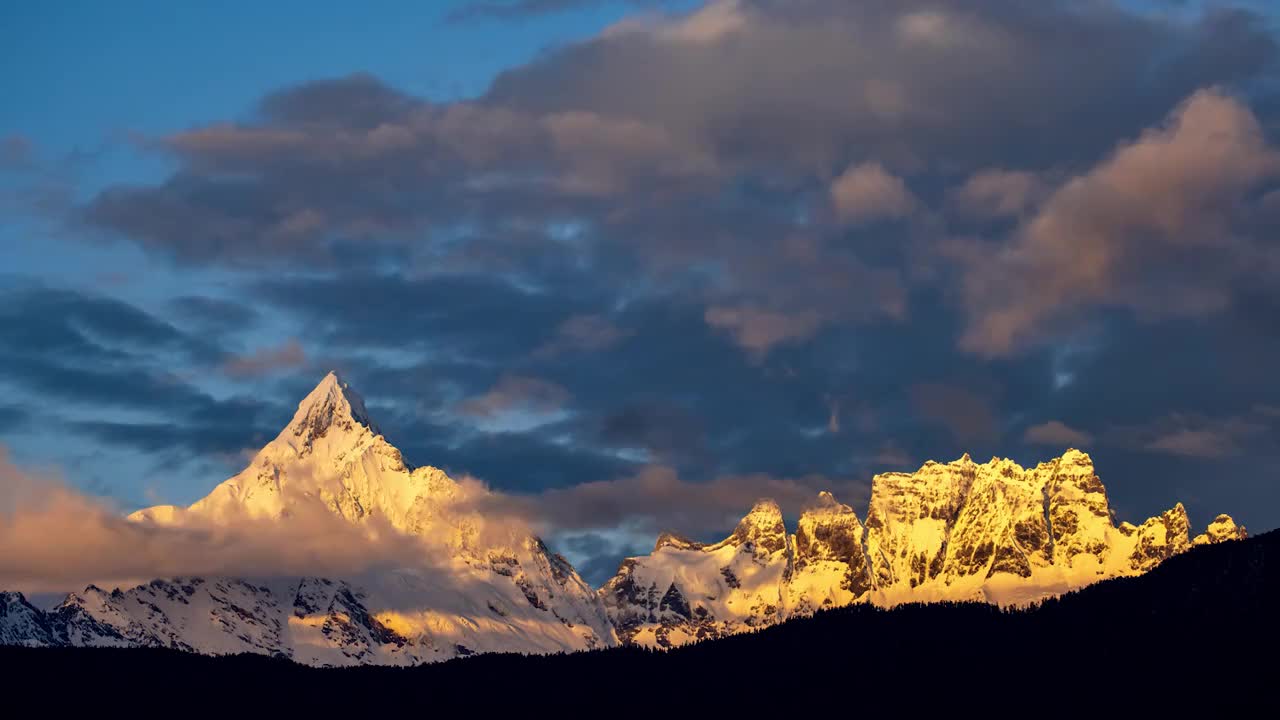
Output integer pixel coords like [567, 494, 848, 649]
[68, 373, 617, 664]
[283, 370, 381, 452]
[724, 499, 789, 554]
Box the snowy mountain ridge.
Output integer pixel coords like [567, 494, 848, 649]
[0, 373, 1246, 661]
[601, 450, 1246, 648]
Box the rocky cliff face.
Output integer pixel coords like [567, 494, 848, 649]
[787, 492, 871, 614]
[601, 450, 1244, 647]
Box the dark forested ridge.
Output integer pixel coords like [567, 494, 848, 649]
[5, 530, 1277, 713]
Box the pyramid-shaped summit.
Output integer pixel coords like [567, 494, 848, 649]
[286, 371, 380, 448]
[173, 371, 427, 524]
[61, 372, 619, 664]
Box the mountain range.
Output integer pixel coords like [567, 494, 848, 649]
[0, 372, 1246, 664]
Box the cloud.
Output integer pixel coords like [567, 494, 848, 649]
[223, 339, 309, 378]
[0, 283, 291, 465]
[1129, 413, 1268, 459]
[169, 295, 260, 334]
[830, 162, 915, 224]
[909, 382, 999, 445]
[1146, 429, 1238, 458]
[871, 442, 914, 470]
[950, 169, 1044, 218]
[1023, 420, 1093, 447]
[536, 314, 630, 357]
[0, 447, 435, 593]
[705, 305, 822, 354]
[654, 0, 748, 44]
[0, 285, 220, 365]
[70, 1, 1278, 368]
[465, 464, 871, 538]
[597, 401, 704, 463]
[457, 374, 571, 417]
[960, 89, 1280, 355]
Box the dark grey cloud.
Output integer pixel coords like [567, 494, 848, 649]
[0, 285, 221, 365]
[255, 270, 608, 360]
[169, 295, 260, 333]
[598, 401, 706, 464]
[487, 1, 1275, 171]
[0, 283, 290, 463]
[457, 374, 571, 417]
[222, 339, 309, 378]
[74, 1, 1280, 364]
[909, 382, 1000, 446]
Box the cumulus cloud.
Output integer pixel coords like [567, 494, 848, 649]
[1023, 420, 1093, 448]
[830, 162, 915, 224]
[961, 89, 1280, 355]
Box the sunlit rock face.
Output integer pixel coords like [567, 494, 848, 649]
[788, 492, 872, 615]
[1193, 514, 1248, 546]
[603, 449, 1243, 648]
[939, 457, 1052, 584]
[864, 456, 976, 590]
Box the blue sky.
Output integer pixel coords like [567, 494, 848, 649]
[3, 0, 1279, 582]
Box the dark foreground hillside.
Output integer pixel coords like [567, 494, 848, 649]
[4, 531, 1277, 713]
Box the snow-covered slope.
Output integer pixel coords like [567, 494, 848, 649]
[2, 373, 613, 665]
[0, 592, 57, 647]
[600, 500, 795, 647]
[602, 450, 1245, 647]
